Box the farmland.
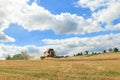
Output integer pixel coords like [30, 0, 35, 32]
[0, 52, 120, 80]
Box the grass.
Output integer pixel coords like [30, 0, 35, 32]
[0, 52, 120, 80]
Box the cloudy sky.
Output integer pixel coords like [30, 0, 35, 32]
[0, 0, 120, 59]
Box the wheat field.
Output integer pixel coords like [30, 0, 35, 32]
[0, 52, 120, 80]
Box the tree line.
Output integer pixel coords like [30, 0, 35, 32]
[5, 47, 119, 60]
[75, 47, 119, 56]
[6, 51, 30, 60]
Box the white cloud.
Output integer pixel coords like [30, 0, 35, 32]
[0, 0, 120, 42]
[16, 2, 102, 34]
[92, 1, 120, 24]
[43, 33, 120, 55]
[77, 0, 120, 29]
[0, 0, 102, 40]
[0, 44, 45, 59]
[0, 33, 120, 59]
[114, 23, 120, 30]
[0, 0, 28, 42]
[0, 32, 15, 42]
[77, 0, 109, 11]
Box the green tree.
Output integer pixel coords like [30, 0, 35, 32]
[76, 53, 81, 56]
[114, 48, 119, 52]
[108, 48, 113, 52]
[103, 50, 106, 53]
[85, 51, 89, 55]
[6, 55, 11, 60]
[7, 51, 30, 60]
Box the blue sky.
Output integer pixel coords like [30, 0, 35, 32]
[0, 0, 120, 58]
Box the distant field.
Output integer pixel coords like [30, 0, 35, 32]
[0, 52, 120, 80]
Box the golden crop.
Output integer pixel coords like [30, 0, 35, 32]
[0, 52, 120, 80]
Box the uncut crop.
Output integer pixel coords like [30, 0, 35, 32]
[0, 52, 120, 80]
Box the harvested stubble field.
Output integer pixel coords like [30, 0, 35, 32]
[0, 52, 120, 80]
